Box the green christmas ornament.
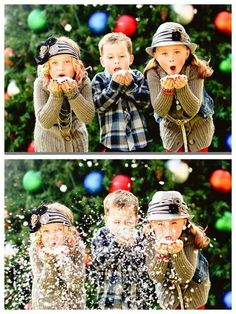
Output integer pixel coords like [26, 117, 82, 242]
[219, 54, 232, 73]
[215, 211, 231, 232]
[23, 170, 43, 193]
[27, 9, 47, 32]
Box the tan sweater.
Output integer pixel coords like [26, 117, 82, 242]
[33, 76, 95, 152]
[30, 240, 85, 310]
[145, 234, 211, 309]
[146, 65, 214, 151]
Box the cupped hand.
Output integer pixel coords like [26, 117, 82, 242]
[160, 76, 175, 90]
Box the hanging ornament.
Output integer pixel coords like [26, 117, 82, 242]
[109, 174, 132, 193]
[225, 133, 232, 151]
[222, 291, 232, 309]
[27, 141, 35, 153]
[27, 9, 47, 32]
[215, 211, 231, 232]
[83, 171, 104, 195]
[7, 80, 20, 97]
[60, 184, 68, 192]
[209, 169, 231, 193]
[114, 15, 137, 37]
[64, 24, 72, 32]
[214, 11, 231, 35]
[4, 47, 14, 66]
[4, 242, 17, 259]
[166, 160, 190, 184]
[4, 92, 9, 101]
[172, 4, 195, 25]
[219, 54, 231, 73]
[88, 11, 108, 35]
[23, 170, 43, 193]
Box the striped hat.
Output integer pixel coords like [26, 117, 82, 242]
[147, 191, 192, 221]
[145, 22, 197, 56]
[29, 205, 72, 233]
[35, 36, 80, 65]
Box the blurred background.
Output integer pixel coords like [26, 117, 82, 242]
[5, 159, 231, 309]
[4, 4, 231, 152]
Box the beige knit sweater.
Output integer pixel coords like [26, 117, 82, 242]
[30, 240, 85, 310]
[33, 76, 95, 152]
[145, 234, 211, 309]
[146, 65, 214, 152]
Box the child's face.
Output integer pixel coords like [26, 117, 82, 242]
[48, 54, 75, 79]
[41, 223, 67, 248]
[105, 205, 138, 237]
[153, 45, 190, 75]
[100, 42, 134, 75]
[150, 218, 186, 242]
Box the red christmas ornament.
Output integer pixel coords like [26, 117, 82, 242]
[209, 169, 231, 193]
[214, 11, 232, 35]
[109, 174, 132, 193]
[113, 15, 137, 37]
[27, 141, 35, 153]
[4, 92, 9, 101]
[5, 47, 14, 66]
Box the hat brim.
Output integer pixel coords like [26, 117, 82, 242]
[145, 42, 198, 57]
[148, 214, 194, 221]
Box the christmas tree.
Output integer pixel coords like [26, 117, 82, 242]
[5, 4, 231, 152]
[5, 159, 231, 309]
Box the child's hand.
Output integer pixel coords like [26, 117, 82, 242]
[112, 70, 126, 85]
[173, 75, 187, 89]
[123, 71, 133, 86]
[114, 227, 136, 247]
[39, 245, 69, 260]
[160, 76, 175, 90]
[155, 239, 183, 255]
[48, 79, 63, 96]
[60, 79, 78, 96]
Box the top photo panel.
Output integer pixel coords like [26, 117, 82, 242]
[4, 4, 232, 153]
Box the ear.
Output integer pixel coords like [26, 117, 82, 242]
[100, 56, 105, 68]
[186, 48, 190, 60]
[129, 54, 134, 66]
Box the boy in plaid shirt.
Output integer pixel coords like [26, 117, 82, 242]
[92, 32, 152, 152]
[91, 190, 152, 309]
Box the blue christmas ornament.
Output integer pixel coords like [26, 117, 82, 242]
[88, 11, 108, 35]
[83, 171, 104, 195]
[225, 133, 232, 151]
[222, 291, 232, 309]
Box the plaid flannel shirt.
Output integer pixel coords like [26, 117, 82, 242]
[91, 227, 152, 309]
[92, 69, 152, 151]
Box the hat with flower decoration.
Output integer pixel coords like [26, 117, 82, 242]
[146, 22, 197, 56]
[147, 190, 193, 221]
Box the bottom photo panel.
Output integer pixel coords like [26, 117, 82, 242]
[4, 159, 231, 310]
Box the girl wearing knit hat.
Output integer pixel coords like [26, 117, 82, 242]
[144, 191, 211, 309]
[34, 36, 95, 152]
[144, 22, 214, 152]
[28, 202, 85, 309]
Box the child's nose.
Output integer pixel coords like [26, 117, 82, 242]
[114, 57, 120, 64]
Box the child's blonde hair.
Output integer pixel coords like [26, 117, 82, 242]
[32, 202, 78, 247]
[40, 36, 86, 87]
[187, 221, 210, 249]
[104, 189, 139, 216]
[98, 32, 133, 56]
[144, 49, 213, 79]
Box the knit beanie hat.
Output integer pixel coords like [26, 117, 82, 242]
[147, 190, 192, 221]
[29, 204, 72, 233]
[35, 36, 80, 65]
[146, 22, 197, 56]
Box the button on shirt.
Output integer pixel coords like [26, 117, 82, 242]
[92, 69, 152, 151]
